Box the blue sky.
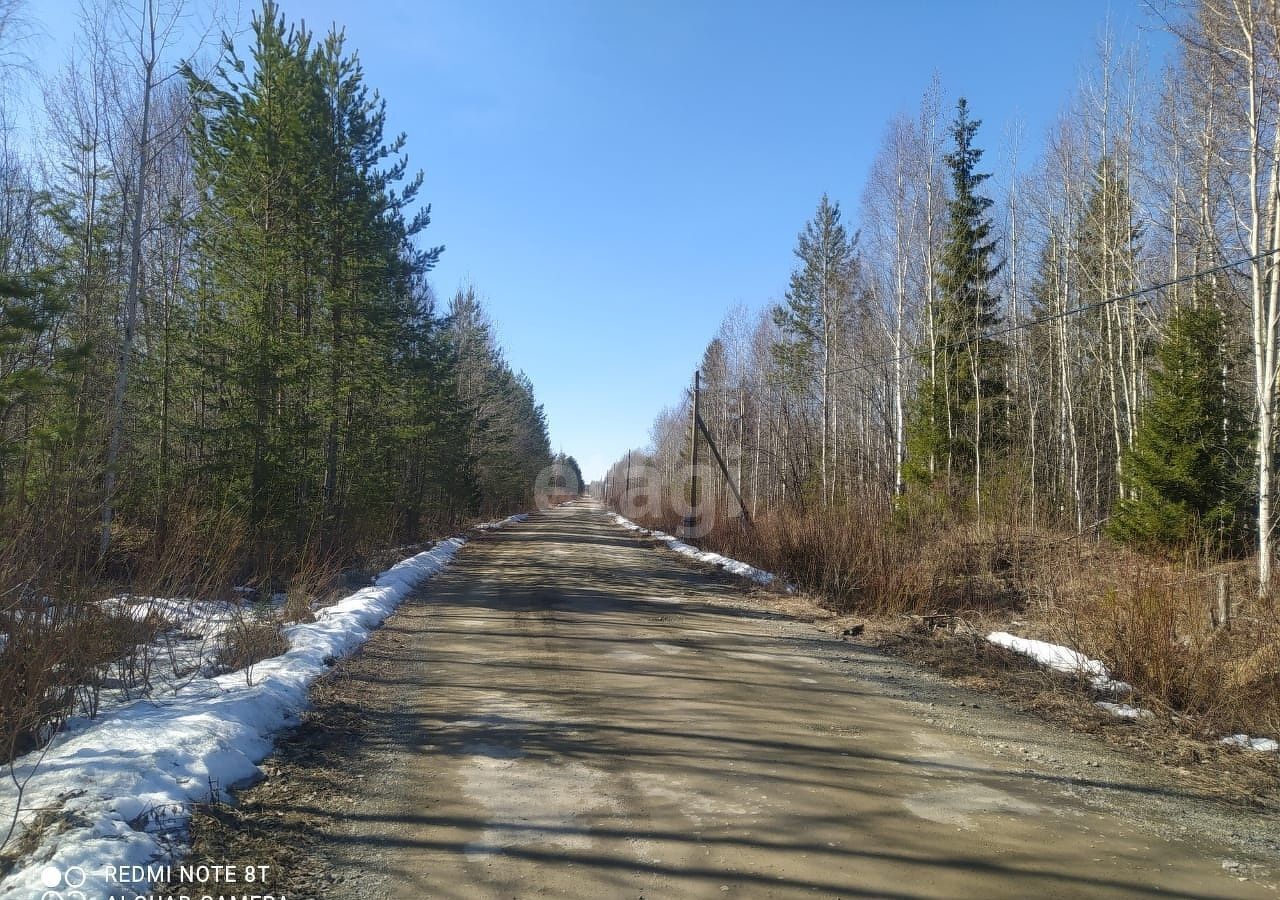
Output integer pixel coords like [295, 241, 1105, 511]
[29, 0, 1171, 480]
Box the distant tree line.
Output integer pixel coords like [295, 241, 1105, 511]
[606, 2, 1280, 587]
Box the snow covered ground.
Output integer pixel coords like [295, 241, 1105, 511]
[1219, 734, 1280, 753]
[988, 631, 1277, 751]
[0, 513, 529, 900]
[609, 512, 782, 587]
[87, 597, 251, 716]
[474, 512, 529, 532]
[985, 631, 1133, 694]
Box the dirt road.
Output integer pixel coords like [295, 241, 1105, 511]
[192, 500, 1278, 898]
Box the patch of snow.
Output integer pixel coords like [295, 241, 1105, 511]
[1219, 734, 1279, 753]
[85, 597, 247, 714]
[474, 512, 529, 532]
[609, 512, 787, 589]
[986, 631, 1132, 693]
[1094, 701, 1152, 720]
[0, 513, 526, 900]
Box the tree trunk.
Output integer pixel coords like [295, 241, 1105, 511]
[100, 26, 156, 560]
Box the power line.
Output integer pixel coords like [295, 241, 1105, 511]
[695, 248, 1280, 394]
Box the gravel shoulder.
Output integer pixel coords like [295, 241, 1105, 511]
[167, 501, 1279, 898]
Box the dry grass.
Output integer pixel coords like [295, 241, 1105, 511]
[635, 503, 1026, 617]
[0, 490, 380, 773]
[0, 579, 164, 764]
[1041, 562, 1280, 740]
[0, 497, 248, 769]
[280, 589, 315, 624]
[876, 624, 1280, 808]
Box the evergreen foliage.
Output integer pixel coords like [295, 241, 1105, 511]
[554, 453, 585, 496]
[771, 194, 857, 388]
[771, 194, 859, 503]
[448, 287, 553, 516]
[0, 269, 64, 503]
[0, 0, 555, 580]
[1109, 294, 1252, 555]
[904, 98, 1005, 496]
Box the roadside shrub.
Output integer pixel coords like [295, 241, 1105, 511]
[1056, 565, 1280, 738]
[217, 615, 288, 682]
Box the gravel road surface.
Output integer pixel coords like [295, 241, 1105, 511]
[185, 500, 1278, 899]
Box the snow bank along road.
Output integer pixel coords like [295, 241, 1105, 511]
[209, 500, 1277, 898]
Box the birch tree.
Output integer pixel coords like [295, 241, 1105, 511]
[1180, 0, 1280, 591]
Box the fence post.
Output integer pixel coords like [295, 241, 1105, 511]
[1213, 573, 1231, 630]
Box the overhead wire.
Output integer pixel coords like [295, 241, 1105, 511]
[687, 247, 1280, 393]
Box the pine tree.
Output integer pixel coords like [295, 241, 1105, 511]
[904, 98, 1005, 507]
[1109, 294, 1252, 555]
[389, 288, 477, 540]
[185, 1, 448, 554]
[555, 453, 585, 496]
[186, 2, 327, 547]
[448, 287, 552, 515]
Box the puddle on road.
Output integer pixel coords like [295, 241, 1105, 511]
[902, 729, 1043, 829]
[629, 770, 756, 827]
[610, 649, 655, 662]
[725, 650, 788, 664]
[462, 756, 616, 857]
[902, 781, 1041, 829]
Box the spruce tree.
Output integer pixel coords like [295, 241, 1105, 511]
[0, 270, 65, 505]
[771, 194, 858, 504]
[904, 98, 1005, 501]
[1109, 294, 1252, 555]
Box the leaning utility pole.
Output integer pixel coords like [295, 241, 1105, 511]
[696, 413, 751, 527]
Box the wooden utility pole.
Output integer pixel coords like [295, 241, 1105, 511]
[625, 450, 632, 499]
[684, 369, 701, 536]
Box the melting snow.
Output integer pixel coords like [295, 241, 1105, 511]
[474, 512, 529, 532]
[1219, 734, 1279, 753]
[1094, 701, 1153, 720]
[0, 513, 528, 900]
[986, 631, 1132, 693]
[610, 513, 784, 588]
